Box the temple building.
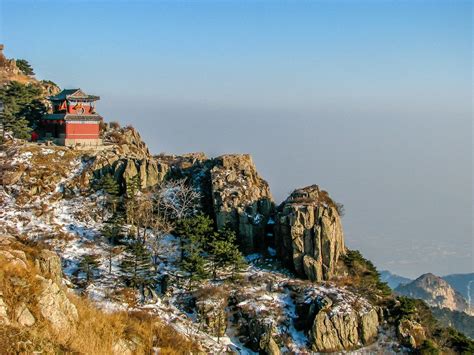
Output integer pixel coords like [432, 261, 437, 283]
[40, 88, 103, 146]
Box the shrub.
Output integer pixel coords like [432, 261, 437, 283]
[110, 121, 121, 129]
[341, 249, 392, 302]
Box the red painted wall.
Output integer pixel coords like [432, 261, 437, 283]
[65, 122, 100, 139]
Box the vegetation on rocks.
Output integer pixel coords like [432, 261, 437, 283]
[0, 81, 46, 139]
[340, 249, 392, 302]
[1, 52, 472, 353]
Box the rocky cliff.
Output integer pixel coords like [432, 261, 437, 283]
[275, 185, 346, 281]
[159, 153, 274, 252]
[90, 126, 166, 191]
[210, 154, 273, 252]
[395, 273, 472, 315]
[0, 234, 78, 339]
[2, 131, 473, 353]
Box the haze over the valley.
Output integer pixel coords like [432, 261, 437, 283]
[1, 0, 472, 278]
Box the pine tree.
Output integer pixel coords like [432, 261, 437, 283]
[78, 254, 100, 285]
[175, 214, 215, 281]
[209, 228, 246, 279]
[0, 81, 46, 137]
[181, 233, 209, 281]
[15, 59, 35, 76]
[119, 240, 155, 289]
[101, 215, 124, 274]
[125, 175, 141, 226]
[100, 173, 120, 215]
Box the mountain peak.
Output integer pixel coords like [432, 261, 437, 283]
[396, 273, 472, 315]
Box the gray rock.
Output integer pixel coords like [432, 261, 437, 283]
[397, 319, 426, 349]
[195, 298, 227, 337]
[275, 185, 346, 281]
[35, 249, 63, 284]
[211, 154, 274, 253]
[36, 276, 78, 333]
[360, 308, 379, 344]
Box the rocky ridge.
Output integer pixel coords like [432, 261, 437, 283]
[157, 153, 274, 253]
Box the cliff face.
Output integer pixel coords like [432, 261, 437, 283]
[160, 153, 274, 252]
[0, 235, 78, 336]
[210, 154, 273, 253]
[88, 127, 166, 191]
[275, 185, 346, 281]
[395, 273, 472, 315]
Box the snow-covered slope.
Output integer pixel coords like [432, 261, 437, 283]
[0, 139, 407, 353]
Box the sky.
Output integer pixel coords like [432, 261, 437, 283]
[0, 0, 472, 278]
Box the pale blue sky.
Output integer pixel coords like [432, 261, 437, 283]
[1, 0, 472, 277]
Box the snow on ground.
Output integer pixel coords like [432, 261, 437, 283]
[0, 143, 391, 353]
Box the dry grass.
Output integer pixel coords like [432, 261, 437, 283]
[0, 240, 199, 354]
[67, 296, 198, 354]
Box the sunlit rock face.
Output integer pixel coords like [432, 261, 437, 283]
[210, 154, 274, 253]
[275, 185, 346, 282]
[395, 273, 473, 315]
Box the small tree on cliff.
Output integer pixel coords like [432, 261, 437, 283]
[175, 214, 215, 281]
[100, 174, 120, 217]
[101, 216, 125, 274]
[78, 254, 100, 285]
[119, 239, 155, 290]
[0, 81, 46, 136]
[16, 59, 35, 76]
[209, 228, 246, 279]
[124, 175, 141, 228]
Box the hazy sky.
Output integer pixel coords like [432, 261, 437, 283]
[1, 0, 472, 278]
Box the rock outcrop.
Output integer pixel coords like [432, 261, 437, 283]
[35, 249, 63, 285]
[210, 155, 273, 252]
[395, 273, 472, 315]
[162, 153, 274, 252]
[36, 276, 79, 332]
[275, 185, 346, 281]
[292, 286, 379, 352]
[90, 127, 167, 191]
[397, 319, 427, 349]
[195, 295, 227, 337]
[0, 235, 78, 334]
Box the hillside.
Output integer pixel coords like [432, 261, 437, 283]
[395, 273, 472, 316]
[1, 54, 473, 353]
[442, 273, 474, 307]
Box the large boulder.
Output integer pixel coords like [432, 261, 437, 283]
[89, 127, 168, 192]
[35, 250, 63, 285]
[309, 307, 379, 352]
[275, 185, 346, 281]
[36, 276, 79, 333]
[210, 154, 273, 253]
[292, 289, 380, 352]
[397, 319, 427, 349]
[195, 296, 227, 337]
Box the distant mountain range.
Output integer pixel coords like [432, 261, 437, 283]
[395, 273, 472, 315]
[392, 273, 474, 339]
[381, 270, 474, 307]
[379, 270, 412, 289]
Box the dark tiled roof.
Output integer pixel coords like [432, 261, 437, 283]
[49, 89, 100, 101]
[42, 113, 103, 121]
